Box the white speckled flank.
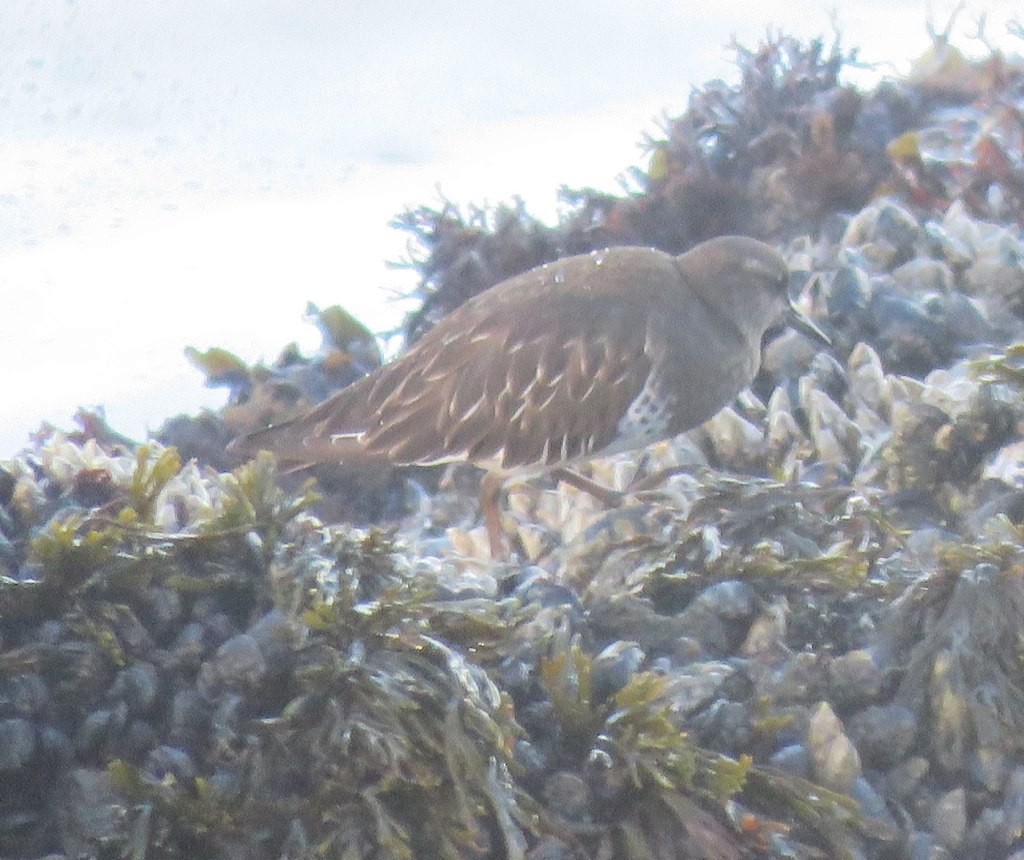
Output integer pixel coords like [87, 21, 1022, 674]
[612, 373, 673, 454]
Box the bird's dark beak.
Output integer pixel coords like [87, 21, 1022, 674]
[786, 300, 831, 347]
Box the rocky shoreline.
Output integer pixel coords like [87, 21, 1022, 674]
[4, 31, 1024, 860]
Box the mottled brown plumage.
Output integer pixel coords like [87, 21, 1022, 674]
[232, 236, 829, 554]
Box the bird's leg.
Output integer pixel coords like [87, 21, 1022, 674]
[625, 465, 694, 494]
[481, 468, 626, 559]
[549, 467, 624, 507]
[479, 471, 510, 560]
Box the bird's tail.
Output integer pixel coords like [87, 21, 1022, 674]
[227, 370, 394, 471]
[228, 421, 348, 469]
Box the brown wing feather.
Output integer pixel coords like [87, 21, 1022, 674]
[359, 297, 653, 469]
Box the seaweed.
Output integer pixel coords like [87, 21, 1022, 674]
[1, 447, 316, 630]
[535, 641, 867, 859]
[105, 528, 540, 859]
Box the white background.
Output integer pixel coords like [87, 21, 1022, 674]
[2, 1, 1020, 457]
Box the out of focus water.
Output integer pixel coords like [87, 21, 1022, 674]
[1, 1, 1020, 457]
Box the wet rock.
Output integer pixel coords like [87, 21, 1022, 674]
[144, 745, 197, 782]
[199, 633, 267, 695]
[869, 285, 949, 376]
[56, 769, 128, 860]
[928, 787, 966, 851]
[907, 832, 950, 860]
[0, 718, 36, 770]
[527, 838, 575, 860]
[75, 703, 128, 759]
[891, 257, 953, 294]
[843, 200, 924, 269]
[675, 580, 758, 655]
[542, 771, 591, 822]
[141, 586, 184, 640]
[848, 703, 917, 767]
[850, 776, 890, 824]
[168, 688, 209, 751]
[769, 743, 811, 777]
[0, 673, 50, 717]
[884, 756, 929, 803]
[826, 264, 872, 330]
[691, 699, 751, 753]
[828, 649, 883, 709]
[740, 596, 789, 656]
[110, 663, 159, 717]
[591, 640, 644, 702]
[806, 701, 862, 792]
[247, 609, 302, 669]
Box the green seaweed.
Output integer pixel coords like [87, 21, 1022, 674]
[2, 449, 316, 631]
[184, 345, 251, 388]
[203, 451, 319, 556]
[537, 640, 869, 858]
[539, 645, 599, 756]
[540, 642, 752, 856]
[971, 343, 1024, 388]
[743, 767, 866, 859]
[28, 512, 120, 587]
[127, 445, 182, 522]
[108, 759, 245, 855]
[266, 572, 534, 858]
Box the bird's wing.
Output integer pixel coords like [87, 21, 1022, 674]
[356, 293, 654, 470]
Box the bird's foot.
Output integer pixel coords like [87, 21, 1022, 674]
[624, 465, 694, 495]
[550, 467, 625, 507]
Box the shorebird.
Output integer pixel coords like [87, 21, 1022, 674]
[230, 236, 829, 555]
